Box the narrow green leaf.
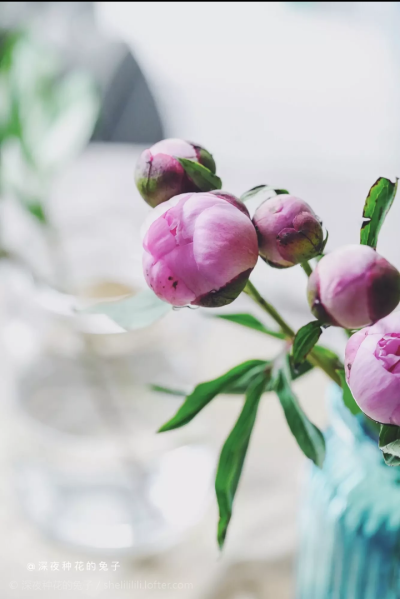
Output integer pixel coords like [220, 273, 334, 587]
[292, 321, 323, 367]
[215, 313, 285, 339]
[379, 424, 400, 466]
[216, 371, 268, 548]
[240, 184, 289, 203]
[150, 385, 187, 397]
[84, 289, 172, 330]
[274, 364, 326, 467]
[177, 158, 222, 191]
[151, 362, 270, 397]
[360, 177, 398, 249]
[158, 360, 268, 432]
[336, 369, 361, 416]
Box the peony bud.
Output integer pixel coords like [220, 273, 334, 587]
[345, 312, 400, 424]
[307, 245, 400, 329]
[252, 195, 324, 268]
[142, 191, 258, 307]
[135, 138, 216, 207]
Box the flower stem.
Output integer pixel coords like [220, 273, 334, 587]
[300, 261, 313, 277]
[244, 279, 341, 385]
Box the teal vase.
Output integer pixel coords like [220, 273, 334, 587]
[297, 385, 400, 599]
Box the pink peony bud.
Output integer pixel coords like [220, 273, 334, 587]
[252, 195, 324, 268]
[135, 138, 216, 207]
[307, 245, 400, 329]
[142, 191, 258, 307]
[345, 312, 400, 424]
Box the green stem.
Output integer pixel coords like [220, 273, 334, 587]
[244, 280, 294, 338]
[300, 261, 313, 277]
[244, 280, 341, 386]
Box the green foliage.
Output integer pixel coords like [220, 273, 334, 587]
[336, 369, 361, 416]
[292, 321, 323, 367]
[177, 158, 222, 191]
[159, 360, 268, 432]
[0, 30, 99, 223]
[360, 177, 398, 249]
[379, 424, 400, 466]
[215, 313, 285, 339]
[215, 372, 269, 548]
[273, 360, 326, 468]
[240, 184, 289, 202]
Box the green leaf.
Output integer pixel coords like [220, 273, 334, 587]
[159, 360, 268, 432]
[177, 158, 222, 191]
[150, 385, 187, 397]
[84, 289, 172, 330]
[240, 184, 289, 203]
[379, 424, 400, 466]
[336, 369, 361, 416]
[292, 321, 323, 367]
[151, 362, 270, 398]
[273, 363, 326, 467]
[215, 371, 268, 548]
[214, 313, 285, 339]
[360, 177, 398, 249]
[26, 202, 47, 224]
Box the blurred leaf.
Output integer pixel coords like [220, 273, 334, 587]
[215, 313, 285, 339]
[292, 321, 323, 367]
[177, 158, 222, 191]
[159, 360, 268, 432]
[273, 362, 325, 467]
[26, 201, 47, 224]
[216, 371, 268, 548]
[85, 289, 172, 331]
[360, 177, 398, 249]
[150, 385, 187, 397]
[336, 369, 361, 416]
[379, 424, 400, 466]
[313, 344, 342, 366]
[240, 184, 289, 203]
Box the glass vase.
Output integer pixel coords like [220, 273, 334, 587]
[297, 384, 400, 599]
[1, 264, 214, 557]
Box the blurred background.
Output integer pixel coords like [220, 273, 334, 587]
[1, 2, 400, 598]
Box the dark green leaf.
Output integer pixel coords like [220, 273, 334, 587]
[177, 158, 222, 191]
[360, 177, 398, 249]
[274, 364, 326, 467]
[336, 370, 361, 416]
[292, 321, 323, 367]
[215, 371, 268, 548]
[379, 424, 400, 466]
[240, 184, 289, 203]
[158, 360, 268, 432]
[151, 362, 270, 397]
[215, 313, 285, 339]
[290, 357, 314, 380]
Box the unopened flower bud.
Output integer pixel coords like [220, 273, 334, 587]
[252, 195, 324, 267]
[135, 138, 216, 208]
[308, 245, 400, 329]
[142, 191, 258, 307]
[345, 312, 400, 424]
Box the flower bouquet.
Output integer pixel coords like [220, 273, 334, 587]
[96, 137, 400, 552]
